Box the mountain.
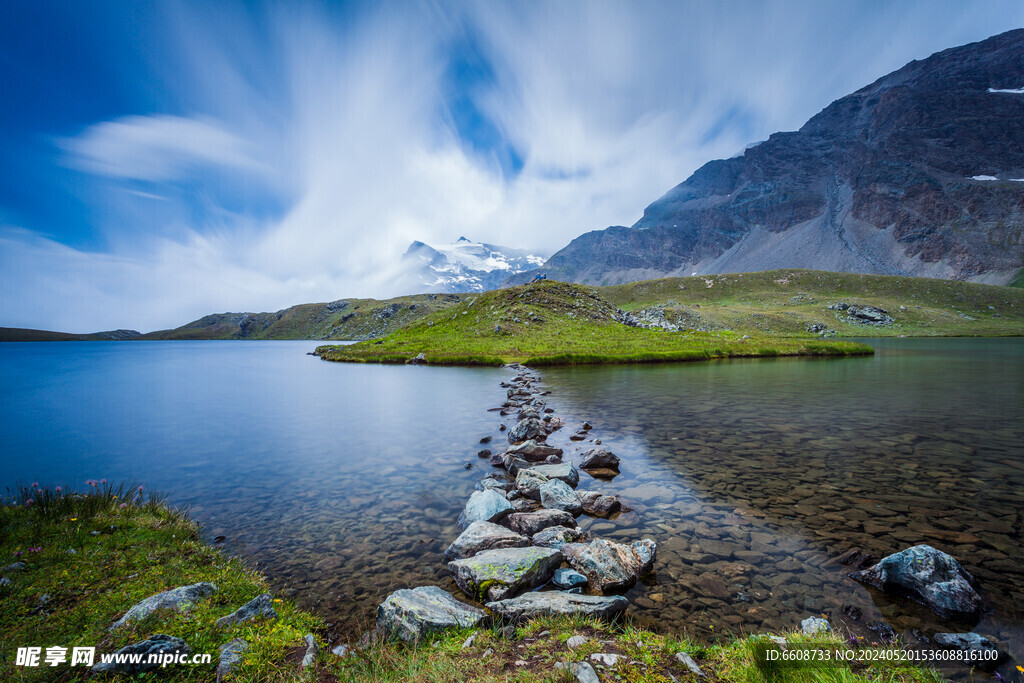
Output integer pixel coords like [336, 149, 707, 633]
[397, 236, 546, 293]
[0, 327, 141, 342]
[507, 29, 1024, 288]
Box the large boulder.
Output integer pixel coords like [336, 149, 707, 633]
[539, 479, 583, 516]
[449, 547, 562, 602]
[530, 462, 579, 488]
[579, 448, 620, 470]
[486, 591, 629, 621]
[458, 490, 514, 528]
[110, 582, 218, 630]
[215, 593, 278, 628]
[92, 635, 191, 674]
[508, 418, 547, 444]
[561, 539, 657, 592]
[849, 545, 982, 620]
[376, 586, 486, 642]
[515, 469, 550, 500]
[503, 510, 577, 537]
[532, 526, 588, 550]
[444, 522, 530, 561]
[505, 440, 562, 461]
[578, 491, 622, 518]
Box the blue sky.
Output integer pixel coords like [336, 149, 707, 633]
[1, 0, 1023, 332]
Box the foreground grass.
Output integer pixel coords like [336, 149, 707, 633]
[315, 281, 873, 366]
[1, 485, 941, 682]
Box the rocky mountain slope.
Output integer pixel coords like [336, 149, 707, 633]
[508, 29, 1024, 288]
[397, 236, 546, 293]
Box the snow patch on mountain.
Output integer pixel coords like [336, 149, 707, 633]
[397, 237, 547, 293]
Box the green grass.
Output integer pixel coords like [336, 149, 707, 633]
[1010, 267, 1024, 289]
[315, 281, 873, 366]
[1, 485, 944, 682]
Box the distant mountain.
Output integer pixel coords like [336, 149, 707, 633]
[398, 236, 546, 293]
[507, 29, 1024, 288]
[0, 327, 140, 342]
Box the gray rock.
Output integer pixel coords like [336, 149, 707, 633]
[800, 617, 831, 635]
[331, 644, 351, 657]
[849, 545, 982, 620]
[539, 479, 583, 515]
[530, 462, 579, 487]
[933, 632, 1002, 668]
[487, 591, 628, 622]
[533, 526, 588, 550]
[458, 489, 514, 528]
[376, 586, 486, 642]
[675, 651, 706, 677]
[2, 562, 26, 573]
[508, 418, 547, 444]
[449, 547, 562, 601]
[215, 593, 278, 628]
[590, 652, 625, 666]
[515, 468, 550, 500]
[461, 632, 477, 649]
[552, 568, 589, 589]
[503, 509, 577, 537]
[216, 638, 249, 682]
[573, 661, 601, 683]
[505, 440, 563, 461]
[110, 582, 218, 630]
[577, 491, 622, 518]
[566, 635, 589, 649]
[561, 538, 657, 592]
[92, 634, 191, 674]
[0, 577, 10, 588]
[501, 454, 533, 475]
[444, 521, 530, 561]
[579, 448, 620, 470]
[300, 634, 318, 668]
[476, 477, 512, 493]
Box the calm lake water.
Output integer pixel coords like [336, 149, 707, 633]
[2, 339, 1022, 677]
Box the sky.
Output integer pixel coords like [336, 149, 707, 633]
[1, 1, 1023, 333]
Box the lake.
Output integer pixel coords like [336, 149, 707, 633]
[2, 338, 1022, 674]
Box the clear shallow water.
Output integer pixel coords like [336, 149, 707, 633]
[2, 338, 1023, 677]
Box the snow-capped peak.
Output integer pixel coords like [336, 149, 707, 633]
[398, 237, 548, 293]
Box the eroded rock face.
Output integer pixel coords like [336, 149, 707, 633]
[444, 521, 530, 561]
[215, 593, 278, 628]
[503, 510, 577, 537]
[458, 489, 514, 528]
[849, 545, 982, 621]
[376, 586, 486, 642]
[561, 538, 657, 592]
[92, 635, 191, 674]
[538, 479, 582, 515]
[486, 591, 629, 621]
[579, 448, 620, 470]
[532, 526, 588, 550]
[110, 582, 218, 630]
[448, 547, 562, 601]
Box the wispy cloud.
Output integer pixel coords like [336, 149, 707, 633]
[2, 0, 1023, 332]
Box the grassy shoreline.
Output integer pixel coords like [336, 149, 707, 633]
[0, 484, 942, 682]
[315, 281, 874, 366]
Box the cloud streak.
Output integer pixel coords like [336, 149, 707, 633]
[3, 0, 1024, 332]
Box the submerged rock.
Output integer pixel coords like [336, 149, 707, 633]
[486, 591, 628, 621]
[503, 509, 577, 537]
[458, 490, 514, 528]
[533, 526, 588, 550]
[449, 547, 562, 601]
[577, 491, 622, 518]
[376, 586, 486, 642]
[92, 635, 191, 674]
[933, 632, 1003, 669]
[579, 448, 620, 470]
[444, 521, 530, 561]
[539, 479, 583, 515]
[849, 545, 982, 620]
[476, 476, 512, 493]
[215, 593, 278, 628]
[110, 582, 218, 630]
[561, 539, 657, 592]
[216, 638, 249, 682]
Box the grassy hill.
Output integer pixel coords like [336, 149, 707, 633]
[314, 280, 872, 366]
[601, 269, 1024, 337]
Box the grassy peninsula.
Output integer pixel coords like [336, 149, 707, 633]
[1, 484, 941, 682]
[314, 280, 872, 366]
